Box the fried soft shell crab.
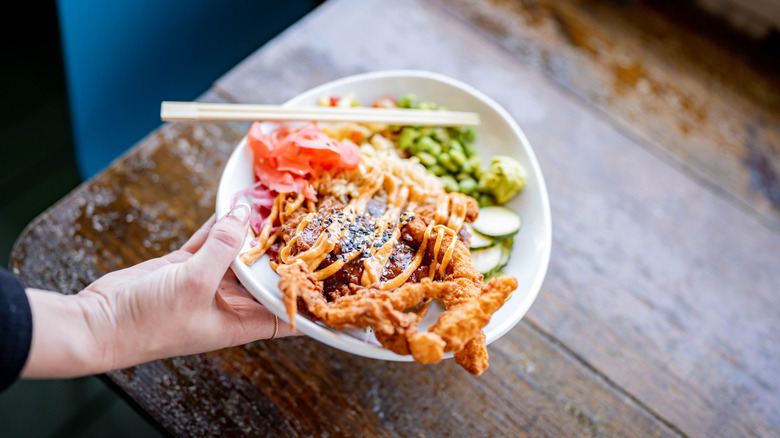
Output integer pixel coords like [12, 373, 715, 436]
[237, 123, 517, 375]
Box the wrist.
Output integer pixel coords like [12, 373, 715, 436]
[21, 289, 108, 378]
[74, 290, 120, 373]
[76, 287, 169, 372]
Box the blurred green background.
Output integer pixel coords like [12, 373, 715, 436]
[0, 1, 320, 436]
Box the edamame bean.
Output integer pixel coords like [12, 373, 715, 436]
[392, 97, 488, 200]
[417, 152, 437, 167]
[463, 141, 478, 157]
[440, 175, 459, 192]
[458, 178, 478, 195]
[398, 94, 416, 108]
[460, 126, 476, 142]
[468, 155, 483, 177]
[398, 128, 419, 150]
[450, 149, 467, 166]
[476, 192, 496, 207]
[433, 128, 450, 142]
[448, 139, 464, 155]
[418, 100, 437, 110]
[438, 153, 459, 173]
[427, 164, 446, 176]
[416, 136, 438, 153]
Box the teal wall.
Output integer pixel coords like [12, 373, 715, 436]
[57, 0, 317, 178]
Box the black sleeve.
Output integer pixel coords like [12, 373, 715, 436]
[0, 267, 33, 392]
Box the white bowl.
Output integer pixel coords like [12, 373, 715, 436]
[216, 70, 551, 362]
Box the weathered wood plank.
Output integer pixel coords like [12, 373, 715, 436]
[107, 321, 682, 437]
[11, 0, 780, 436]
[215, 0, 780, 436]
[432, 0, 780, 232]
[11, 92, 249, 286]
[10, 95, 678, 436]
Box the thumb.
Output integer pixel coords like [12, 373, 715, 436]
[187, 204, 250, 286]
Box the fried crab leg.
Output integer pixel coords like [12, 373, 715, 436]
[274, 205, 517, 375]
[399, 217, 517, 374]
[276, 260, 453, 331]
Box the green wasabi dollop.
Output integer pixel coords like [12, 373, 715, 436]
[478, 156, 527, 204]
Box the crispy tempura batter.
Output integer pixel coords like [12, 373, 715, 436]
[241, 140, 518, 375]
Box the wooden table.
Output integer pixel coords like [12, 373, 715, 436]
[11, 0, 780, 436]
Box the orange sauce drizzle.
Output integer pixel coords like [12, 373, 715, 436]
[242, 158, 469, 292]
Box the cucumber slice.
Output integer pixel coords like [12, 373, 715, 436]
[465, 224, 495, 249]
[495, 237, 513, 270]
[483, 237, 513, 278]
[470, 244, 504, 274]
[471, 206, 521, 238]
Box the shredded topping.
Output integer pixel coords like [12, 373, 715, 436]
[239, 134, 469, 291]
[234, 117, 519, 376]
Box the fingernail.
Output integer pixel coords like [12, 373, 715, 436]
[228, 203, 250, 225]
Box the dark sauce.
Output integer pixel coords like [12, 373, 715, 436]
[277, 202, 431, 300]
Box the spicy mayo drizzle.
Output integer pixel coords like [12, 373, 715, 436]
[241, 148, 470, 292]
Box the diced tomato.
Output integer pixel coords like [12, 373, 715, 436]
[349, 130, 364, 144]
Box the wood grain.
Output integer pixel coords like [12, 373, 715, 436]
[12, 92, 249, 284]
[216, 0, 780, 436]
[105, 323, 680, 437]
[433, 0, 780, 232]
[10, 93, 677, 437]
[9, 0, 780, 436]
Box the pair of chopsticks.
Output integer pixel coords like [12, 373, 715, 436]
[160, 101, 480, 126]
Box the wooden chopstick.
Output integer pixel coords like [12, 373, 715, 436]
[161, 101, 480, 126]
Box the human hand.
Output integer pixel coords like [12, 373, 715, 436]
[22, 204, 295, 378]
